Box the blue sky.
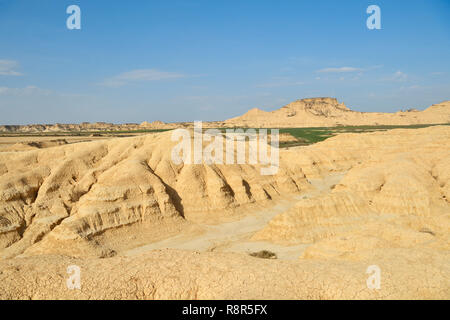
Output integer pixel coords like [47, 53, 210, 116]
[0, 0, 449, 124]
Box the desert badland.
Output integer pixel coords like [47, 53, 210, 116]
[0, 98, 449, 299]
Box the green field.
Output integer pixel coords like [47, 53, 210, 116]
[213, 123, 449, 148]
[278, 123, 450, 148]
[1, 123, 448, 148]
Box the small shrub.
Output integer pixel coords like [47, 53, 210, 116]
[249, 250, 277, 259]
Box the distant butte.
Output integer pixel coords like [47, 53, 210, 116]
[0, 98, 449, 132]
[224, 98, 450, 128]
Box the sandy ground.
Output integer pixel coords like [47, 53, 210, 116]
[0, 126, 448, 299]
[125, 173, 346, 260]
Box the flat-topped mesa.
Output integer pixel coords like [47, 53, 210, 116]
[281, 97, 350, 117]
[300, 97, 342, 105]
[225, 98, 450, 127]
[287, 97, 349, 110]
[140, 120, 166, 128]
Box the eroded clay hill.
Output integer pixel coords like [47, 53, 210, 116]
[225, 98, 450, 127]
[0, 120, 179, 133]
[0, 131, 306, 259]
[0, 126, 449, 299]
[254, 126, 450, 253]
[2, 99, 449, 133]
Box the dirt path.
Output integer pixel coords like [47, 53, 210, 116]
[124, 173, 345, 260]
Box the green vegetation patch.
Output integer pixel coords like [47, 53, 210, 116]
[249, 250, 277, 259]
[277, 123, 450, 148]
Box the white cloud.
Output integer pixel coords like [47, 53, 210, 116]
[255, 81, 304, 88]
[399, 84, 421, 91]
[383, 71, 409, 82]
[0, 86, 50, 96]
[99, 69, 186, 87]
[317, 65, 382, 74]
[317, 67, 363, 73]
[0, 60, 22, 76]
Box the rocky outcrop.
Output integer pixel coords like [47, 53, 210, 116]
[253, 126, 450, 276]
[0, 121, 180, 133]
[0, 131, 306, 258]
[2, 99, 449, 133]
[0, 125, 449, 299]
[225, 98, 450, 127]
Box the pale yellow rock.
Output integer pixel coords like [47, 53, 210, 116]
[255, 126, 450, 245]
[225, 98, 450, 128]
[0, 124, 449, 300]
[252, 192, 375, 244]
[1, 98, 449, 133]
[0, 131, 305, 258]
